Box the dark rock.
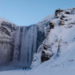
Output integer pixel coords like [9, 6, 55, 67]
[65, 11, 70, 14]
[60, 15, 67, 20]
[49, 22, 55, 29]
[41, 49, 53, 62]
[41, 51, 49, 62]
[55, 9, 63, 16]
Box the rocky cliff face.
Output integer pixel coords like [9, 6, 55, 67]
[0, 19, 16, 65]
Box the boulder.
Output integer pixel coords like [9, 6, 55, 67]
[55, 9, 63, 17]
[41, 49, 53, 62]
[49, 21, 55, 29]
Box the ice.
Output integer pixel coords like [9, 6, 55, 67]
[13, 25, 37, 67]
[13, 26, 21, 62]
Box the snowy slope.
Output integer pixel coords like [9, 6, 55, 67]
[1, 8, 75, 75]
[29, 8, 75, 75]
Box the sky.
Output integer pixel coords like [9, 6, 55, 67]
[0, 0, 75, 26]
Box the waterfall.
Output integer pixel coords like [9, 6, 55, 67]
[13, 27, 21, 62]
[13, 25, 37, 67]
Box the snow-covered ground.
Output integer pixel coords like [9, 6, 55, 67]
[0, 69, 29, 75]
[0, 59, 75, 75]
[1, 48, 75, 75]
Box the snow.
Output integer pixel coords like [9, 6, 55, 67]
[1, 8, 75, 75]
[0, 17, 16, 25]
[37, 14, 55, 26]
[0, 69, 29, 75]
[43, 49, 52, 55]
[27, 41, 75, 75]
[29, 8, 75, 75]
[0, 56, 75, 75]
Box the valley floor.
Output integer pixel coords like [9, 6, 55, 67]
[0, 46, 75, 75]
[0, 63, 75, 75]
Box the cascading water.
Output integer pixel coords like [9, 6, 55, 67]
[13, 26, 21, 62]
[13, 25, 37, 67]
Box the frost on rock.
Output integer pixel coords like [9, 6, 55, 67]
[31, 8, 75, 69]
[55, 9, 64, 18]
[13, 25, 38, 67]
[41, 48, 53, 62]
[0, 19, 16, 65]
[30, 45, 43, 69]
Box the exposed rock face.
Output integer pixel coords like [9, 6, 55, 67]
[0, 21, 16, 65]
[41, 48, 53, 62]
[55, 9, 63, 18]
[49, 21, 55, 29]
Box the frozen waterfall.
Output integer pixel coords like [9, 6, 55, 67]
[13, 25, 37, 67]
[13, 26, 21, 62]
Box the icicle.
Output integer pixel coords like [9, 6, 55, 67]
[13, 26, 21, 62]
[20, 25, 37, 67]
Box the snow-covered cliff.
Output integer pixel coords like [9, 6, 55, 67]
[0, 18, 16, 65]
[31, 8, 75, 69]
